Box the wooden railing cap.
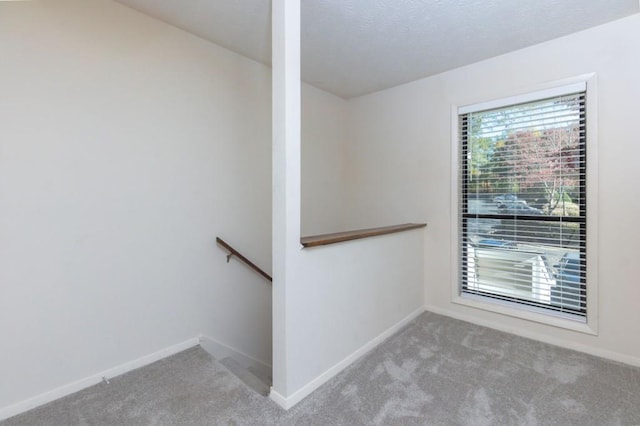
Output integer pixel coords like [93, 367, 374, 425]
[300, 223, 427, 248]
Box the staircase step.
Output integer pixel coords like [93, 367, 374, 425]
[220, 357, 270, 396]
[247, 364, 272, 387]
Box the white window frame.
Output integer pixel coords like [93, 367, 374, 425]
[450, 74, 599, 335]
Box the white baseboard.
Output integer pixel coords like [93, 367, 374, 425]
[269, 389, 288, 409]
[424, 304, 640, 369]
[270, 306, 426, 410]
[0, 337, 200, 422]
[198, 335, 272, 373]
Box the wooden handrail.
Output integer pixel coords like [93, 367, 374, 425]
[301, 223, 427, 248]
[216, 237, 272, 283]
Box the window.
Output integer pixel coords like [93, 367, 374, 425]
[456, 80, 595, 324]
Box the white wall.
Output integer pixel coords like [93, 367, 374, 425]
[0, 0, 352, 415]
[346, 14, 640, 365]
[275, 231, 425, 408]
[301, 84, 349, 236]
[0, 0, 274, 412]
[271, 0, 425, 409]
[271, 0, 302, 402]
[0, 0, 351, 415]
[345, 87, 430, 230]
[0, 0, 281, 415]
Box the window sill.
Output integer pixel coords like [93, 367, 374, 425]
[453, 292, 597, 336]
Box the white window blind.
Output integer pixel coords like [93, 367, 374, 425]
[459, 89, 587, 318]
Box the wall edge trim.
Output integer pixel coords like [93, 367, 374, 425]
[269, 306, 426, 410]
[423, 304, 640, 368]
[0, 337, 200, 422]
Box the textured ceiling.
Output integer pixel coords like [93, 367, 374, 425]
[114, 0, 639, 98]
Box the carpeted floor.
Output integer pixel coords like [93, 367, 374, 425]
[4, 311, 640, 425]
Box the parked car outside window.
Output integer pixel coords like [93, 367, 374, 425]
[497, 202, 542, 215]
[493, 194, 518, 204]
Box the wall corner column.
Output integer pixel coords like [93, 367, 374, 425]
[271, 0, 301, 406]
